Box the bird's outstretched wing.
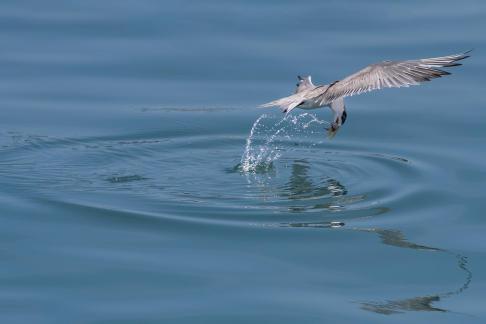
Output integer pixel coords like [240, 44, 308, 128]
[259, 91, 308, 113]
[317, 51, 471, 104]
[260, 76, 325, 113]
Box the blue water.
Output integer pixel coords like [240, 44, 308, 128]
[1, 1, 486, 323]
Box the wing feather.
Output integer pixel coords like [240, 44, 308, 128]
[319, 51, 471, 103]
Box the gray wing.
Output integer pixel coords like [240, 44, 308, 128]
[259, 91, 308, 112]
[318, 51, 471, 104]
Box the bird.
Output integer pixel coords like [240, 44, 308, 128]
[260, 51, 471, 137]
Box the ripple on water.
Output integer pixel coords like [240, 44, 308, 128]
[0, 115, 427, 228]
[0, 117, 473, 317]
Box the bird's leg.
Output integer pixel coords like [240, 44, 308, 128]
[325, 109, 345, 139]
[327, 109, 347, 132]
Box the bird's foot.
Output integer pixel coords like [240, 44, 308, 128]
[325, 122, 340, 139]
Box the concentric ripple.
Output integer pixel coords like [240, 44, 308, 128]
[0, 112, 474, 316]
[0, 114, 427, 227]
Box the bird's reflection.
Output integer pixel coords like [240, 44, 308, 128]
[282, 159, 347, 200]
[360, 228, 441, 252]
[354, 229, 471, 314]
[360, 295, 446, 314]
[284, 222, 472, 315]
[359, 254, 471, 315]
[278, 159, 367, 213]
[272, 160, 472, 315]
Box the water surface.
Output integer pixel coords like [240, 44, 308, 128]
[1, 1, 486, 323]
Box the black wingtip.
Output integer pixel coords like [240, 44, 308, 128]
[297, 75, 303, 81]
[459, 49, 473, 60]
[444, 63, 462, 67]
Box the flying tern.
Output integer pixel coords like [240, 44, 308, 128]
[260, 51, 471, 137]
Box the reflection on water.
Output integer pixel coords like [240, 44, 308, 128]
[358, 228, 442, 252]
[283, 221, 472, 314]
[259, 159, 473, 315]
[0, 128, 475, 318]
[244, 157, 375, 213]
[355, 230, 471, 314]
[360, 255, 472, 315]
[0, 0, 483, 321]
[361, 295, 446, 314]
[281, 159, 350, 212]
[282, 159, 347, 199]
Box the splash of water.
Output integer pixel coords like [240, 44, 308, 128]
[240, 113, 329, 172]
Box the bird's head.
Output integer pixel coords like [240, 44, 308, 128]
[295, 75, 315, 93]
